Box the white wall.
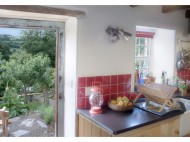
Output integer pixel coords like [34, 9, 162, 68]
[64, 17, 77, 137]
[51, 6, 188, 84]
[73, 5, 187, 87]
[151, 28, 176, 83]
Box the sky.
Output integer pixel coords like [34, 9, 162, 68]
[0, 28, 24, 36]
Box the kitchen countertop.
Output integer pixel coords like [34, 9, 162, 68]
[173, 91, 190, 99]
[77, 105, 184, 135]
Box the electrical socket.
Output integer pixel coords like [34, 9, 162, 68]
[85, 87, 91, 96]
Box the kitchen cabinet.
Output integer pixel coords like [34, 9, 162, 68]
[116, 116, 179, 137]
[77, 113, 180, 137]
[78, 114, 111, 137]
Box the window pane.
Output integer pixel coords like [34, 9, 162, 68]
[135, 46, 149, 57]
[135, 37, 151, 80]
[136, 37, 140, 45]
[140, 46, 145, 56]
[140, 38, 145, 46]
[140, 38, 148, 46]
[141, 69, 149, 79]
[135, 46, 140, 56]
[135, 58, 149, 69]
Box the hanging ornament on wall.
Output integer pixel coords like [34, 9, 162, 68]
[105, 26, 132, 42]
[106, 26, 119, 42]
[109, 33, 120, 43]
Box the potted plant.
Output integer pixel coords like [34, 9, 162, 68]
[177, 79, 188, 97]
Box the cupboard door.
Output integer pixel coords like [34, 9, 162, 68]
[168, 117, 180, 136]
[101, 129, 112, 137]
[130, 125, 161, 137]
[91, 123, 101, 137]
[161, 116, 180, 136]
[78, 114, 85, 137]
[84, 117, 92, 137]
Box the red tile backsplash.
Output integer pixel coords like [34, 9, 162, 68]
[111, 75, 118, 84]
[102, 76, 111, 85]
[85, 97, 91, 109]
[77, 74, 138, 109]
[94, 76, 103, 83]
[110, 93, 117, 99]
[131, 93, 137, 101]
[118, 92, 125, 97]
[125, 83, 131, 92]
[77, 98, 86, 109]
[118, 84, 125, 93]
[77, 88, 85, 98]
[177, 68, 190, 82]
[103, 85, 111, 95]
[103, 95, 110, 105]
[86, 77, 95, 87]
[78, 77, 86, 87]
[125, 74, 131, 83]
[118, 75, 125, 83]
[111, 84, 117, 94]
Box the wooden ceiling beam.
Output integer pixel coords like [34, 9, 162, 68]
[162, 5, 190, 13]
[0, 5, 85, 17]
[129, 5, 138, 8]
[185, 9, 190, 18]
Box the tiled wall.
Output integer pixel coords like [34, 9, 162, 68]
[177, 69, 190, 81]
[77, 74, 139, 109]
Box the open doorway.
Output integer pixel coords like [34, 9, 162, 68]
[0, 27, 56, 136]
[0, 6, 78, 137]
[0, 18, 65, 137]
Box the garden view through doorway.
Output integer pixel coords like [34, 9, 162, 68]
[0, 18, 65, 137]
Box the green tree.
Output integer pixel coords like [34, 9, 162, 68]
[0, 87, 28, 118]
[0, 42, 11, 60]
[39, 67, 54, 104]
[20, 30, 56, 67]
[32, 67, 54, 105]
[0, 53, 7, 97]
[2, 51, 51, 103]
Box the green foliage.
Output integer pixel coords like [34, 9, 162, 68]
[41, 67, 55, 88]
[0, 34, 21, 61]
[2, 51, 51, 98]
[20, 30, 56, 67]
[39, 67, 55, 104]
[0, 54, 8, 97]
[0, 42, 11, 60]
[177, 79, 188, 91]
[26, 101, 41, 112]
[39, 104, 54, 124]
[0, 87, 28, 118]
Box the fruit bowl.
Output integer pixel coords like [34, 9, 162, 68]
[108, 96, 134, 111]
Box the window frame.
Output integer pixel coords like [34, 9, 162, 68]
[135, 37, 152, 79]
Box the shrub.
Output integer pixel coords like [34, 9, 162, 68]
[26, 101, 41, 112]
[39, 104, 54, 124]
[0, 87, 28, 118]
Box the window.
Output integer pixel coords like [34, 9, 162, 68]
[135, 32, 154, 79]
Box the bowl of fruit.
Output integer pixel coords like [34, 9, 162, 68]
[108, 96, 134, 111]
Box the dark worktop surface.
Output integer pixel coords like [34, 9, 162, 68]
[77, 105, 184, 135]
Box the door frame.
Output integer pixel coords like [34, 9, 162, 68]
[0, 9, 78, 137]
